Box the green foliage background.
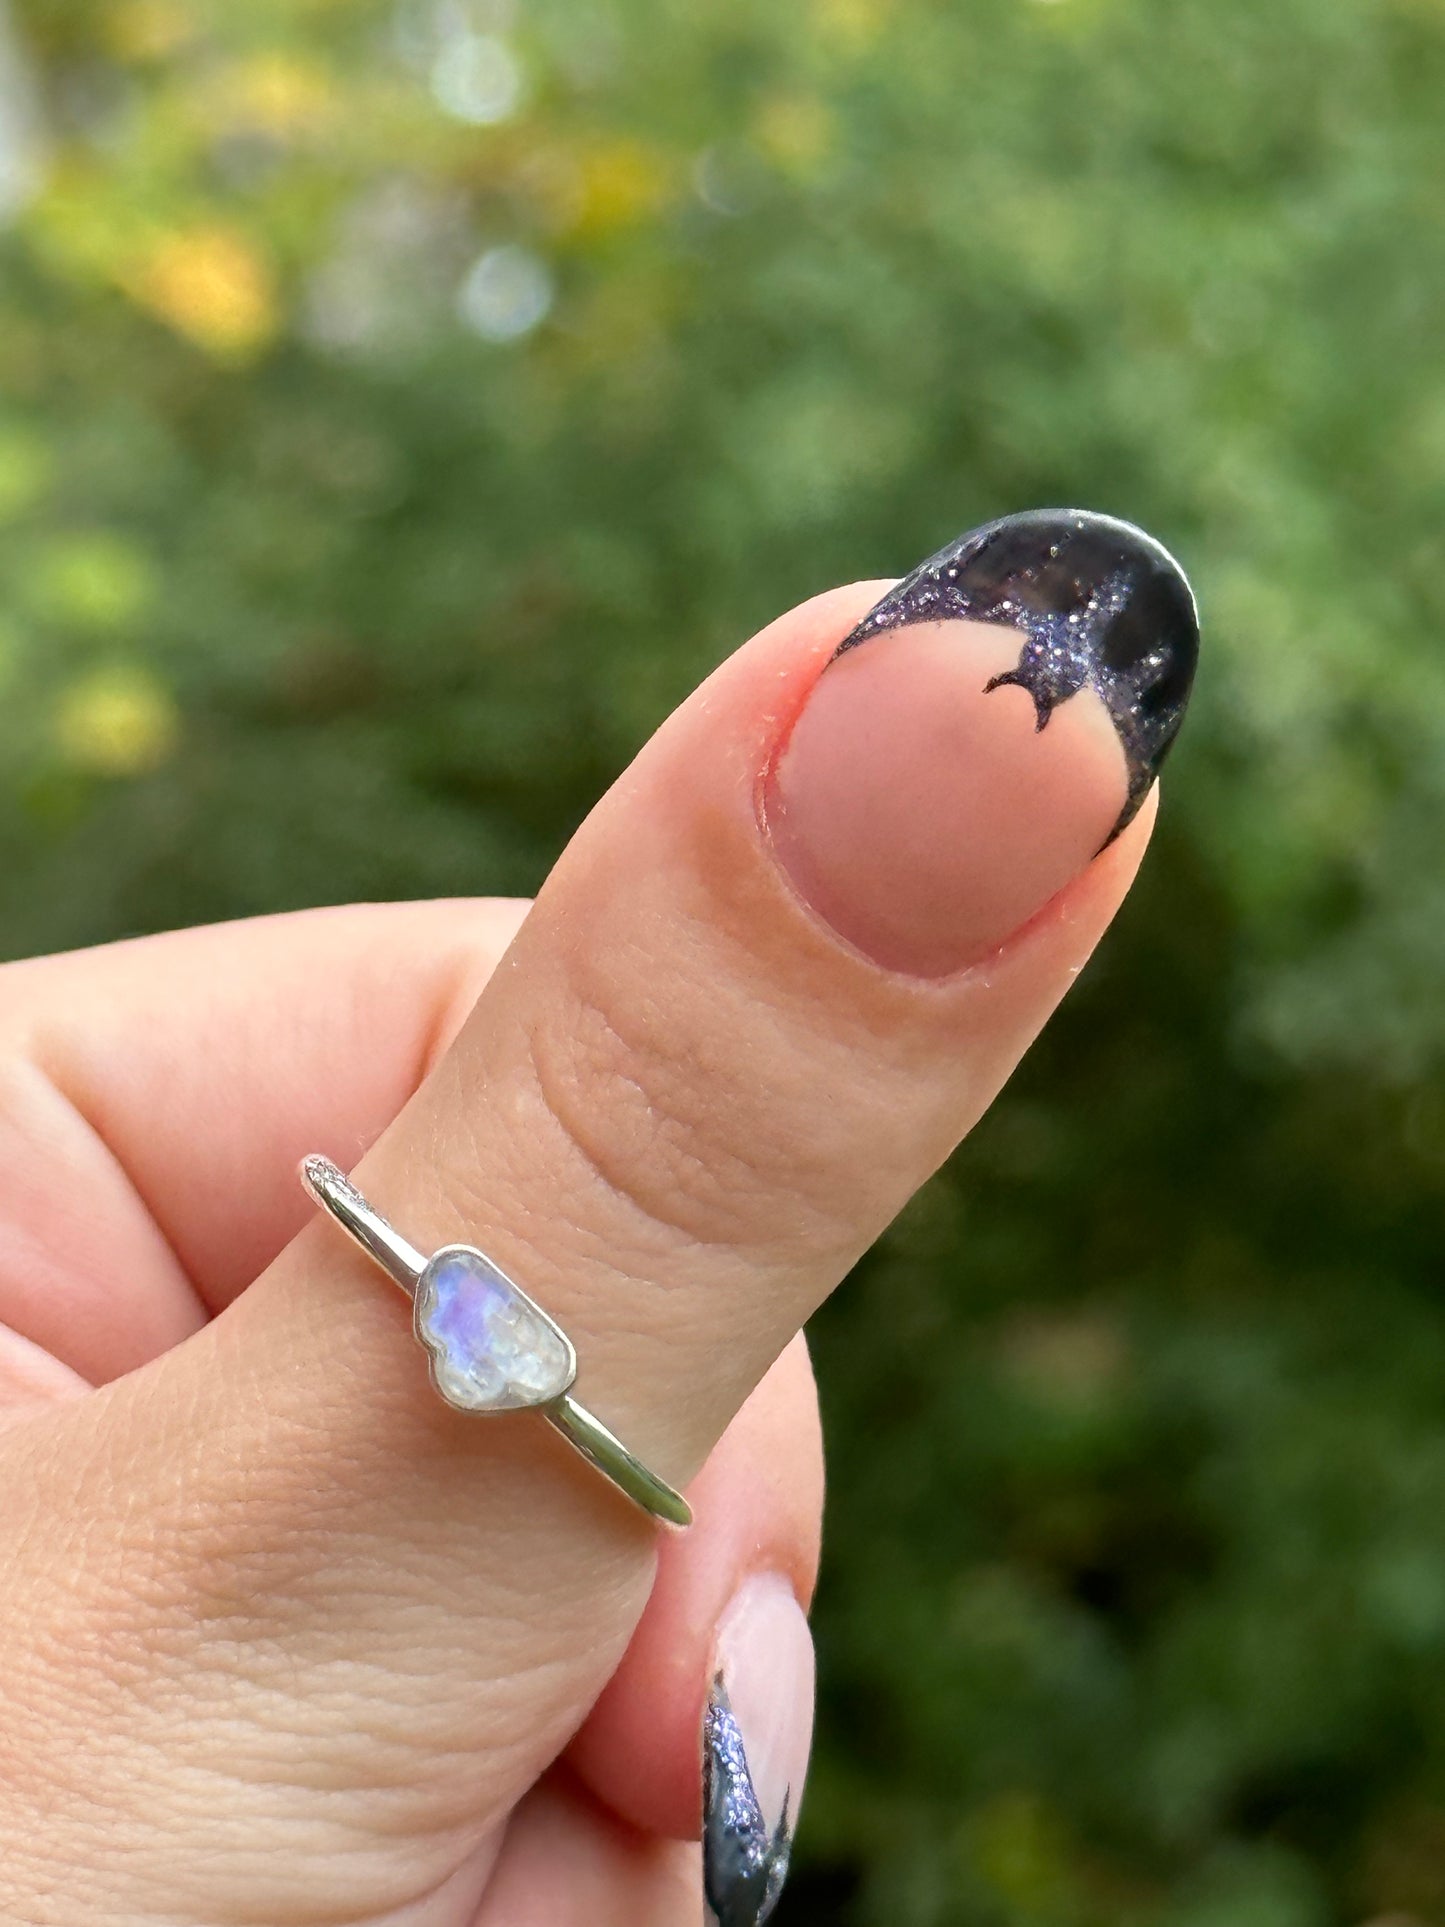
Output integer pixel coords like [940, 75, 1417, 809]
[4, 0, 1445, 1920]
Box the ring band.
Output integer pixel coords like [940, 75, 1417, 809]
[299, 1156, 692, 1529]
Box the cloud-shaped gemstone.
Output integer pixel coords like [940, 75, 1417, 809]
[414, 1247, 575, 1412]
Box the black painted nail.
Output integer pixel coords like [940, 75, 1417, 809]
[835, 507, 1199, 836]
[703, 1577, 814, 1927]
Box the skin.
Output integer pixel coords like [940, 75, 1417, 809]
[0, 580, 1154, 1924]
[766, 618, 1128, 974]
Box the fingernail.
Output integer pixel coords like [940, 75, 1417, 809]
[703, 1574, 815, 1927]
[764, 508, 1199, 977]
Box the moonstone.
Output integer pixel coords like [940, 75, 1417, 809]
[414, 1246, 574, 1413]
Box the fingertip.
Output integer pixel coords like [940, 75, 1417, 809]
[765, 616, 1131, 976]
[566, 1337, 823, 1843]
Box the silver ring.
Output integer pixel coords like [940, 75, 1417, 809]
[299, 1156, 692, 1529]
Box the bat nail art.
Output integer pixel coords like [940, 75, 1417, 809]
[703, 1679, 794, 1927]
[835, 508, 1199, 836]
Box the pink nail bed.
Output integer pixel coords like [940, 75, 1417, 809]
[765, 509, 1198, 978]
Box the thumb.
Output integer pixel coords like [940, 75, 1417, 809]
[0, 511, 1197, 1926]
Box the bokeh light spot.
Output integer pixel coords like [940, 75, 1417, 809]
[104, 0, 197, 62]
[55, 666, 179, 777]
[753, 94, 837, 176]
[127, 225, 277, 360]
[457, 245, 552, 341]
[214, 53, 335, 140]
[28, 533, 155, 633]
[430, 33, 523, 124]
[569, 140, 669, 237]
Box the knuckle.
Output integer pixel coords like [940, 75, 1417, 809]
[516, 974, 853, 1260]
[416, 897, 534, 1074]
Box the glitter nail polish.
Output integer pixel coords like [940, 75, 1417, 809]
[834, 507, 1199, 836]
[703, 1576, 814, 1927]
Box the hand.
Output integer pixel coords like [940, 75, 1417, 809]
[0, 512, 1196, 1926]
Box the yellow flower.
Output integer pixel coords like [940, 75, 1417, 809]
[570, 140, 671, 239]
[209, 53, 335, 140]
[55, 666, 179, 777]
[127, 225, 277, 360]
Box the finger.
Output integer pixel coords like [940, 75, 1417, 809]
[0, 512, 1196, 1924]
[470, 1772, 699, 1927]
[568, 1334, 823, 1844]
[0, 897, 531, 1372]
